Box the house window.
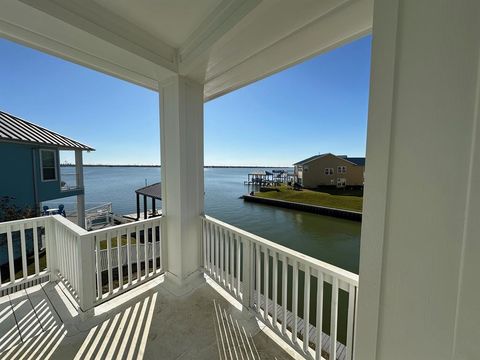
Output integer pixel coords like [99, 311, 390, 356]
[337, 166, 347, 174]
[304, 165, 309, 172]
[40, 149, 57, 181]
[324, 168, 334, 175]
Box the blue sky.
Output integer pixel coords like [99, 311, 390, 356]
[0, 35, 371, 166]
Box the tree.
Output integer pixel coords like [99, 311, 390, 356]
[0, 196, 36, 222]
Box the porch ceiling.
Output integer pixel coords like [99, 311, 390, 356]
[0, 0, 372, 100]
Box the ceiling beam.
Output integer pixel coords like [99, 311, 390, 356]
[20, 0, 178, 72]
[178, 0, 260, 73]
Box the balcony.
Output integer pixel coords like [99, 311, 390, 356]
[0, 215, 358, 359]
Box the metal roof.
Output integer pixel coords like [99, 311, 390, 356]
[346, 157, 366, 166]
[293, 154, 327, 165]
[135, 182, 162, 200]
[294, 153, 365, 166]
[0, 110, 94, 151]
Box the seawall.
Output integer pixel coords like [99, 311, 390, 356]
[242, 195, 362, 222]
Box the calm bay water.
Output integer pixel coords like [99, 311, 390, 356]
[54, 167, 361, 273]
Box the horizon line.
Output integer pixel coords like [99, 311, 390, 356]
[61, 164, 293, 168]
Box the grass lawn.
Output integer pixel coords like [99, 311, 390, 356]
[254, 186, 363, 212]
[5, 238, 137, 281]
[99, 236, 137, 250]
[5, 250, 48, 283]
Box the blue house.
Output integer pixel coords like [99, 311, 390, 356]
[0, 110, 94, 228]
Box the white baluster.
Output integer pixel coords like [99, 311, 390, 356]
[236, 235, 241, 297]
[7, 225, 15, 284]
[33, 220, 40, 275]
[95, 236, 102, 300]
[20, 223, 28, 279]
[292, 260, 298, 344]
[346, 283, 356, 360]
[153, 223, 158, 273]
[256, 244, 261, 313]
[330, 277, 339, 360]
[144, 224, 149, 278]
[107, 231, 113, 294]
[202, 220, 207, 269]
[315, 272, 324, 360]
[136, 226, 141, 281]
[127, 228, 132, 285]
[282, 254, 288, 336]
[117, 229, 123, 289]
[225, 229, 230, 290]
[303, 265, 311, 352]
[272, 251, 278, 329]
[264, 248, 269, 323]
[220, 227, 224, 285]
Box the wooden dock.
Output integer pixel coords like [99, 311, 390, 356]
[123, 209, 162, 221]
[244, 171, 295, 186]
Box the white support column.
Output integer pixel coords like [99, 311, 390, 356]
[356, 1, 480, 359]
[75, 150, 86, 229]
[78, 233, 96, 311]
[159, 75, 204, 288]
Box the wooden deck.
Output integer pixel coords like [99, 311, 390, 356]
[254, 292, 348, 360]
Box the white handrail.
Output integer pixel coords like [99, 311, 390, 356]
[201, 215, 359, 360]
[203, 215, 358, 286]
[87, 216, 164, 305]
[0, 214, 164, 311]
[0, 216, 51, 292]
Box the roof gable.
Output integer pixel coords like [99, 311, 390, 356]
[293, 154, 327, 165]
[294, 153, 365, 166]
[0, 110, 94, 151]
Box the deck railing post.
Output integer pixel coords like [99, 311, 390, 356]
[45, 216, 58, 280]
[78, 233, 96, 311]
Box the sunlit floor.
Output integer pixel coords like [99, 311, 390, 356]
[0, 275, 295, 360]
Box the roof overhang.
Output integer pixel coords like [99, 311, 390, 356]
[0, 0, 373, 101]
[0, 138, 95, 152]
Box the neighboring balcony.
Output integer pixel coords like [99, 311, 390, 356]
[0, 214, 358, 360]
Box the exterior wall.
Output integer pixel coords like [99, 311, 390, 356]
[356, 1, 480, 359]
[0, 143, 83, 212]
[299, 154, 364, 188]
[0, 143, 36, 209]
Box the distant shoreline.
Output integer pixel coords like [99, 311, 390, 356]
[60, 164, 292, 168]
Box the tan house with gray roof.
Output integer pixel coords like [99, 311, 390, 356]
[294, 153, 365, 188]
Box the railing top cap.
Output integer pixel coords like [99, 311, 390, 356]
[202, 214, 359, 285]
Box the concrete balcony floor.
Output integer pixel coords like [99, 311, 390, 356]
[0, 275, 296, 360]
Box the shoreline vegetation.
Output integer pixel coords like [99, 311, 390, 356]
[254, 185, 363, 212]
[60, 164, 291, 168]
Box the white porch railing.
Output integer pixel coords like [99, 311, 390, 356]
[0, 215, 164, 310]
[88, 217, 163, 305]
[201, 215, 359, 360]
[0, 216, 51, 295]
[0, 212, 357, 359]
[84, 202, 113, 230]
